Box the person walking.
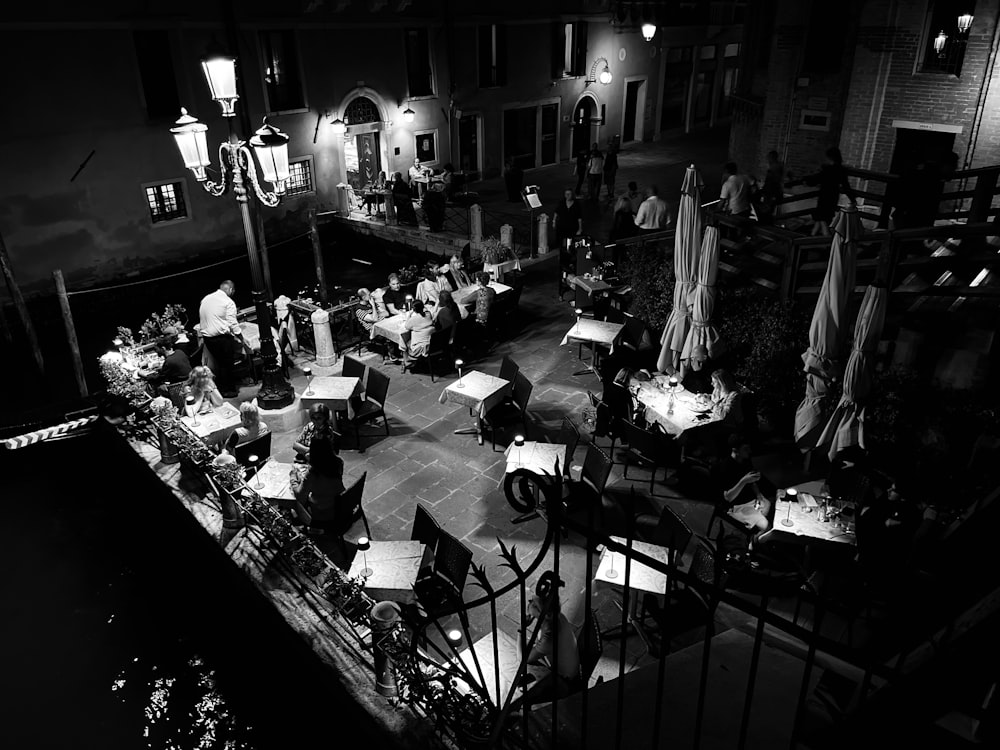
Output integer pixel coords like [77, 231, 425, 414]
[553, 188, 584, 252]
[793, 147, 857, 237]
[634, 185, 670, 233]
[198, 280, 245, 398]
[586, 144, 604, 201]
[574, 149, 589, 197]
[720, 162, 754, 218]
[603, 146, 619, 201]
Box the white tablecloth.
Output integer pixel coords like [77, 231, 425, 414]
[439, 370, 512, 418]
[761, 480, 857, 546]
[300, 376, 362, 417]
[560, 319, 624, 352]
[371, 313, 408, 348]
[348, 540, 426, 605]
[594, 536, 672, 595]
[635, 377, 719, 436]
[503, 441, 566, 477]
[180, 403, 241, 446]
[244, 460, 296, 501]
[452, 282, 513, 309]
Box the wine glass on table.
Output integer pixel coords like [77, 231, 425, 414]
[186, 395, 199, 426]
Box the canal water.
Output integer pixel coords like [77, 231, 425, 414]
[0, 423, 399, 748]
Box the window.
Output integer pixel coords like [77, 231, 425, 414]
[344, 96, 381, 126]
[414, 130, 438, 164]
[552, 21, 588, 78]
[133, 30, 179, 120]
[802, 1, 848, 73]
[478, 24, 507, 88]
[260, 30, 306, 112]
[286, 157, 314, 196]
[724, 43, 741, 58]
[700, 45, 717, 61]
[921, 2, 975, 76]
[405, 28, 434, 97]
[144, 181, 187, 224]
[799, 110, 832, 131]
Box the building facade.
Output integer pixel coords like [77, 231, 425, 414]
[731, 0, 1000, 193]
[0, 0, 743, 294]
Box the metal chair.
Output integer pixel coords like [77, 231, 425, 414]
[231, 431, 273, 468]
[403, 327, 452, 382]
[415, 529, 473, 617]
[318, 471, 371, 557]
[498, 354, 519, 384]
[345, 367, 390, 452]
[342, 353, 366, 383]
[483, 371, 533, 450]
[565, 443, 614, 512]
[617, 419, 681, 494]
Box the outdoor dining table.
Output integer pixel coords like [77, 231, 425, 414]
[758, 479, 858, 548]
[634, 376, 721, 436]
[243, 460, 296, 502]
[371, 313, 408, 349]
[501, 441, 567, 515]
[438, 370, 512, 446]
[299, 375, 363, 419]
[594, 536, 672, 641]
[347, 540, 428, 605]
[452, 281, 512, 309]
[569, 274, 613, 297]
[180, 402, 241, 447]
[560, 318, 624, 378]
[454, 628, 523, 707]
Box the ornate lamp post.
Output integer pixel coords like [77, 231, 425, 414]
[170, 52, 294, 409]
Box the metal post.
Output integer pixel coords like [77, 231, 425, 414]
[53, 269, 87, 397]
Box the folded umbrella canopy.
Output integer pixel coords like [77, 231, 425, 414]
[657, 164, 703, 372]
[818, 284, 887, 461]
[793, 206, 861, 450]
[681, 224, 722, 361]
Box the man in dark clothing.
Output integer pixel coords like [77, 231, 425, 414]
[382, 273, 408, 315]
[712, 434, 769, 509]
[146, 336, 192, 389]
[504, 159, 524, 202]
[574, 150, 588, 196]
[553, 189, 583, 247]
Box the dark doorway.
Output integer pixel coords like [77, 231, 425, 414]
[572, 98, 594, 157]
[504, 106, 538, 170]
[623, 79, 643, 142]
[458, 114, 479, 176]
[541, 104, 558, 165]
[887, 128, 956, 225]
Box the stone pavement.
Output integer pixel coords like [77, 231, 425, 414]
[262, 253, 810, 681]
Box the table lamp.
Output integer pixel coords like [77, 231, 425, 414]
[574, 308, 583, 333]
[248, 454, 262, 488]
[667, 376, 679, 416]
[357, 536, 373, 578]
[606, 544, 618, 580]
[302, 366, 314, 396]
[405, 294, 413, 311]
[455, 359, 464, 388]
[782, 487, 798, 527]
[185, 395, 198, 425]
[513, 434, 525, 465]
[446, 629, 463, 647]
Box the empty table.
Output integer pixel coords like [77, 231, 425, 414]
[455, 629, 523, 707]
[561, 319, 624, 378]
[634, 377, 720, 436]
[502, 441, 568, 517]
[439, 370, 512, 446]
[348, 540, 427, 605]
[244, 460, 297, 502]
[594, 536, 672, 640]
[180, 402, 242, 447]
[299, 375, 363, 418]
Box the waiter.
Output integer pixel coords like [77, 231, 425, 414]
[198, 280, 244, 398]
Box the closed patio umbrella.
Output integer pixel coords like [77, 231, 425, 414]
[657, 164, 703, 372]
[818, 284, 887, 460]
[681, 224, 722, 360]
[793, 206, 861, 450]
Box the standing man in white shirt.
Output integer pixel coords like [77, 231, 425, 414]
[720, 162, 753, 218]
[634, 185, 671, 233]
[199, 280, 244, 397]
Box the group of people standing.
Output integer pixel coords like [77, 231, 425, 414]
[574, 142, 619, 201]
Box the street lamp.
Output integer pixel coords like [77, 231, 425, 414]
[169, 52, 294, 409]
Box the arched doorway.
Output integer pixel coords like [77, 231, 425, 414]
[337, 88, 393, 192]
[571, 93, 602, 158]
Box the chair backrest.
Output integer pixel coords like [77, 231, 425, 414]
[165, 381, 188, 412]
[338, 472, 368, 533]
[411, 502, 442, 551]
[433, 529, 473, 596]
[428, 327, 451, 354]
[498, 354, 519, 383]
[581, 443, 613, 494]
[234, 431, 272, 466]
[342, 354, 366, 382]
[578, 609, 603, 683]
[511, 372, 533, 413]
[556, 417, 580, 474]
[365, 368, 391, 407]
[623, 313, 647, 348]
[605, 306, 625, 324]
[653, 505, 693, 565]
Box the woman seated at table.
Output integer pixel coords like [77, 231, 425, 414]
[362, 171, 387, 216]
[710, 369, 742, 425]
[403, 300, 435, 365]
[294, 403, 339, 460]
[225, 400, 269, 451]
[183, 365, 224, 414]
[449, 253, 473, 289]
[433, 289, 468, 333]
[511, 572, 580, 710]
[415, 269, 442, 307]
[289, 435, 345, 535]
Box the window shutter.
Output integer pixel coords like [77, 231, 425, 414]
[574, 22, 589, 76]
[495, 24, 507, 86]
[551, 22, 565, 78]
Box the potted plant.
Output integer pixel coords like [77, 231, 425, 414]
[480, 235, 513, 266]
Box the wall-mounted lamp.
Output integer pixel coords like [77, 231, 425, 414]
[641, 23, 657, 42]
[587, 57, 613, 86]
[957, 13, 974, 34]
[330, 113, 346, 134]
[934, 29, 948, 55]
[402, 104, 415, 123]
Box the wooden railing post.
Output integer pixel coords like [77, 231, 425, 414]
[970, 167, 1000, 223]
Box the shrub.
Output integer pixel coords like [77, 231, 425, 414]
[620, 244, 675, 333]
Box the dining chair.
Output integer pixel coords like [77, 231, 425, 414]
[555, 416, 581, 480]
[617, 419, 681, 494]
[484, 371, 534, 450]
[565, 443, 614, 514]
[165, 381, 188, 413]
[498, 354, 519, 384]
[402, 328, 452, 382]
[342, 353, 366, 383]
[326, 471, 371, 558]
[411, 502, 442, 579]
[231, 431, 273, 468]
[345, 367, 391, 452]
[415, 529, 473, 617]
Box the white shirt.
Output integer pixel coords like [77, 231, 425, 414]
[721, 174, 753, 215]
[199, 289, 239, 337]
[634, 196, 670, 229]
